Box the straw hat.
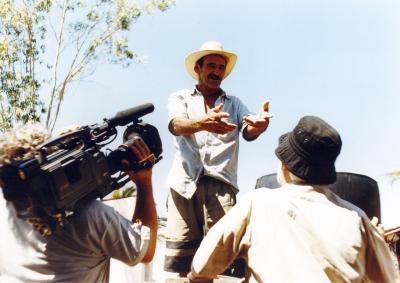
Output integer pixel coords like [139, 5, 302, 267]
[185, 41, 237, 80]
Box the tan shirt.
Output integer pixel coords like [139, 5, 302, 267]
[191, 184, 399, 283]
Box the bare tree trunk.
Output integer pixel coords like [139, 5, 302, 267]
[49, 63, 84, 132]
[46, 0, 68, 129]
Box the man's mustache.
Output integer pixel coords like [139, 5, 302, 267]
[208, 74, 221, 81]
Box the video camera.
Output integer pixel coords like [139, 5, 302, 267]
[0, 103, 162, 235]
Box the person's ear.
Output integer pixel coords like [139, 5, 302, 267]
[281, 163, 292, 184]
[194, 63, 201, 75]
[277, 160, 287, 185]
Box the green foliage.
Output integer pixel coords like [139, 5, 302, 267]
[0, 0, 175, 132]
[386, 170, 400, 187]
[35, 0, 53, 12]
[111, 186, 136, 199]
[0, 0, 47, 130]
[388, 171, 400, 177]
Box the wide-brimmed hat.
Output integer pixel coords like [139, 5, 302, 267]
[185, 41, 237, 80]
[275, 116, 342, 185]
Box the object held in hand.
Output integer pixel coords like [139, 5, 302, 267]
[0, 103, 162, 235]
[139, 154, 156, 166]
[385, 225, 400, 243]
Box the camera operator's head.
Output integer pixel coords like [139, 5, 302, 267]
[0, 123, 51, 232]
[0, 123, 50, 165]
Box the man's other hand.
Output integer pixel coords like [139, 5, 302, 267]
[201, 103, 237, 134]
[244, 100, 273, 130]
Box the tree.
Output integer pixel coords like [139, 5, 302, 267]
[0, 0, 174, 132]
[388, 171, 400, 177]
[387, 170, 400, 185]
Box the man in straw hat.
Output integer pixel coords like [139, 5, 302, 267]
[189, 116, 399, 282]
[164, 41, 272, 276]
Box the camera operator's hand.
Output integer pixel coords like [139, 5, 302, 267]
[120, 136, 155, 183]
[121, 136, 157, 263]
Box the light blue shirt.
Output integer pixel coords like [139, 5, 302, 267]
[167, 88, 253, 199]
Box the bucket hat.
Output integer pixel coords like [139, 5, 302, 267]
[275, 116, 342, 184]
[185, 41, 237, 80]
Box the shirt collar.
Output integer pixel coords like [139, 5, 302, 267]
[192, 86, 229, 100]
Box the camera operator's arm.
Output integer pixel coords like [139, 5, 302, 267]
[123, 137, 157, 263]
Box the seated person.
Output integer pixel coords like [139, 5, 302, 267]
[189, 116, 399, 282]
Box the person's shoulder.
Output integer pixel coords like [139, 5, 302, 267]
[169, 88, 193, 98]
[249, 187, 277, 196]
[328, 191, 369, 219]
[239, 188, 282, 205]
[249, 185, 304, 208]
[74, 199, 122, 223]
[252, 186, 289, 197]
[80, 198, 108, 211]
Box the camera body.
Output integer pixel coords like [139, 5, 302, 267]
[0, 103, 162, 235]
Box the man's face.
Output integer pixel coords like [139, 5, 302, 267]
[195, 54, 227, 91]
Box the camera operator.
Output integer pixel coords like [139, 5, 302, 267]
[0, 123, 157, 282]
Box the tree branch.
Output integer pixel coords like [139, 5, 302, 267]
[46, 0, 68, 128]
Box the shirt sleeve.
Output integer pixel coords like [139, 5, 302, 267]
[168, 91, 189, 124]
[362, 219, 400, 283]
[232, 96, 252, 132]
[85, 201, 150, 266]
[191, 194, 253, 277]
[101, 218, 150, 266]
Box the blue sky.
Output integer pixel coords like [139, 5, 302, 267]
[55, 0, 400, 225]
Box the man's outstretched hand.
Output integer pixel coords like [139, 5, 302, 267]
[244, 100, 273, 130]
[200, 103, 237, 134]
[243, 100, 273, 141]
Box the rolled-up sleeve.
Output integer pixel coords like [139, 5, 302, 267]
[168, 90, 190, 124]
[105, 221, 150, 266]
[83, 202, 150, 266]
[101, 213, 150, 266]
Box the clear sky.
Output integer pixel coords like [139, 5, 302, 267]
[55, 0, 400, 226]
